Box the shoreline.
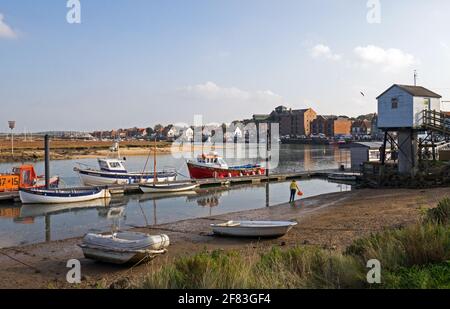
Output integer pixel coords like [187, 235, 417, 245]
[0, 140, 244, 163]
[0, 187, 446, 289]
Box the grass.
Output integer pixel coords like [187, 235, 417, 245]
[138, 199, 450, 289]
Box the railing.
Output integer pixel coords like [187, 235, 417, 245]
[421, 110, 450, 136]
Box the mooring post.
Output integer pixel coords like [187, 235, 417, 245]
[44, 134, 50, 189]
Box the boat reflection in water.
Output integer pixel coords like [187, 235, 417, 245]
[17, 197, 128, 242]
[19, 198, 112, 218]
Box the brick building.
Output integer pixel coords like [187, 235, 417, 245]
[311, 116, 352, 137]
[270, 106, 316, 137]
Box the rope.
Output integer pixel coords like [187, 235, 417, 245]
[0, 250, 42, 273]
[139, 145, 153, 182]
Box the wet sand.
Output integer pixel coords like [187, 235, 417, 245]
[0, 187, 446, 289]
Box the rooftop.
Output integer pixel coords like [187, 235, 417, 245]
[377, 84, 442, 99]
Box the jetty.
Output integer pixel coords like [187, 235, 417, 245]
[0, 169, 358, 203]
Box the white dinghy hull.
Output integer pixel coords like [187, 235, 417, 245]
[19, 188, 111, 204]
[79, 232, 170, 264]
[211, 220, 298, 238]
[139, 183, 199, 193]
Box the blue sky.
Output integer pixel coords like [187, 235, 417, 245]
[1, 0, 450, 131]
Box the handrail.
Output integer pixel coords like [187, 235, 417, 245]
[421, 109, 450, 136]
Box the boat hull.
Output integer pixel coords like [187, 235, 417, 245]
[80, 232, 169, 264]
[327, 174, 358, 181]
[187, 162, 265, 179]
[19, 188, 111, 204]
[79, 246, 166, 264]
[211, 221, 297, 238]
[139, 183, 198, 193]
[74, 168, 177, 186]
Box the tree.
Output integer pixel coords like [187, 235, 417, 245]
[154, 124, 163, 133]
[146, 127, 154, 136]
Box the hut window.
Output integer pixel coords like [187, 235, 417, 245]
[391, 98, 398, 109]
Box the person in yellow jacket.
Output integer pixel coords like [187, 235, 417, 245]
[289, 180, 300, 203]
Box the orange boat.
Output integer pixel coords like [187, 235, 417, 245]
[0, 165, 59, 193]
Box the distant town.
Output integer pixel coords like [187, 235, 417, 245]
[2, 106, 381, 144]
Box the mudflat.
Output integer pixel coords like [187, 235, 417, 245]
[0, 187, 444, 288]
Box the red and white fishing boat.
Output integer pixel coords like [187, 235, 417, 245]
[186, 152, 265, 179]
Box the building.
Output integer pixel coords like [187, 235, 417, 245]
[377, 84, 442, 174]
[311, 116, 352, 137]
[351, 120, 372, 139]
[310, 115, 328, 136]
[350, 142, 386, 171]
[377, 84, 441, 129]
[331, 117, 352, 136]
[370, 114, 383, 140]
[277, 107, 317, 137]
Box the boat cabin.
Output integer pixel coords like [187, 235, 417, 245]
[98, 159, 127, 173]
[196, 152, 228, 168]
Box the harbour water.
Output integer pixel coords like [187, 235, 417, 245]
[0, 144, 351, 248]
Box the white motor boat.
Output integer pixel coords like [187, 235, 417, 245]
[74, 158, 177, 186]
[139, 182, 199, 193]
[211, 220, 298, 238]
[19, 187, 111, 204]
[79, 232, 170, 264]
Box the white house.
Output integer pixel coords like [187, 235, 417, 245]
[184, 127, 194, 141]
[377, 84, 441, 129]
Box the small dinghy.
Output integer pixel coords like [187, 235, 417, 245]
[19, 187, 111, 204]
[211, 220, 297, 238]
[327, 173, 358, 182]
[139, 182, 199, 193]
[79, 232, 169, 264]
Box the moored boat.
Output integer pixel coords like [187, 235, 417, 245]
[211, 220, 297, 237]
[79, 232, 170, 264]
[139, 182, 199, 193]
[0, 165, 59, 193]
[187, 152, 265, 179]
[19, 198, 112, 218]
[74, 158, 177, 186]
[19, 187, 111, 204]
[327, 173, 358, 181]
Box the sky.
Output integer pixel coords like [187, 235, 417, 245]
[1, 0, 450, 132]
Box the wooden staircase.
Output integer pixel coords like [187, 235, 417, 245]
[421, 110, 450, 136]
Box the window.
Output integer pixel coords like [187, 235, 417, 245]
[391, 98, 398, 109]
[109, 162, 121, 168]
[424, 98, 431, 110]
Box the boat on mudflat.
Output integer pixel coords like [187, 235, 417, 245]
[74, 158, 177, 186]
[79, 232, 169, 264]
[19, 187, 111, 204]
[187, 152, 265, 179]
[210, 220, 297, 238]
[139, 182, 199, 193]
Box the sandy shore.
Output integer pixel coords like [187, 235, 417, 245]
[0, 187, 446, 289]
[0, 139, 226, 163]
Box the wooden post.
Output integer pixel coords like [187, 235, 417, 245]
[381, 131, 388, 165]
[153, 138, 157, 184]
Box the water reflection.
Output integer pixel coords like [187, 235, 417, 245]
[0, 145, 353, 248]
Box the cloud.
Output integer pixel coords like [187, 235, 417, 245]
[181, 81, 282, 102]
[178, 82, 283, 121]
[310, 44, 341, 61]
[0, 13, 17, 39]
[354, 45, 417, 72]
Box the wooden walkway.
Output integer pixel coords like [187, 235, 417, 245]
[0, 169, 351, 203]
